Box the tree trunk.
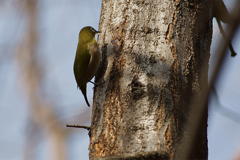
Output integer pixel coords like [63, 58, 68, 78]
[90, 0, 212, 160]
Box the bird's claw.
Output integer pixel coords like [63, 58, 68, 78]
[89, 80, 104, 87]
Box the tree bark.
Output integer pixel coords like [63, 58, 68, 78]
[90, 0, 212, 160]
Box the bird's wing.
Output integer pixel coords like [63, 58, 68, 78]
[86, 41, 100, 81]
[74, 47, 91, 87]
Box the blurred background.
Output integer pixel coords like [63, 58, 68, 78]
[0, 0, 239, 160]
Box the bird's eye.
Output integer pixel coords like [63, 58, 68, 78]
[90, 27, 96, 32]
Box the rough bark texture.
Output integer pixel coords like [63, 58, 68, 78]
[90, 0, 212, 160]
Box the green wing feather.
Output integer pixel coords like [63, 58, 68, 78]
[74, 43, 91, 106]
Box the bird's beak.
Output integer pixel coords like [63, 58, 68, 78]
[96, 31, 101, 34]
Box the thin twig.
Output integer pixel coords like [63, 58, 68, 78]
[66, 124, 91, 130]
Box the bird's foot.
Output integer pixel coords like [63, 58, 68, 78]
[89, 80, 104, 87]
[89, 80, 96, 85]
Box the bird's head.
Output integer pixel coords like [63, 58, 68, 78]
[79, 26, 100, 43]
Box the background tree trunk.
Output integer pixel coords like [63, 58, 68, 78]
[90, 0, 212, 159]
[18, 0, 68, 159]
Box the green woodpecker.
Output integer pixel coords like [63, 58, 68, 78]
[73, 26, 100, 107]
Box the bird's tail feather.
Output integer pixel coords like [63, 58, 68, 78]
[80, 85, 90, 107]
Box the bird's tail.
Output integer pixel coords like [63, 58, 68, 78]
[80, 85, 90, 107]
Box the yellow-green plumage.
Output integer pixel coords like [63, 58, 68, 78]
[74, 26, 100, 107]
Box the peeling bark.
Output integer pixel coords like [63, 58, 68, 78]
[90, 0, 212, 160]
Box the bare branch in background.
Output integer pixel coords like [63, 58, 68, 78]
[216, 19, 237, 57]
[16, 0, 69, 159]
[234, 151, 240, 160]
[177, 1, 240, 160]
[23, 121, 41, 160]
[212, 87, 240, 123]
[213, 0, 237, 57]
